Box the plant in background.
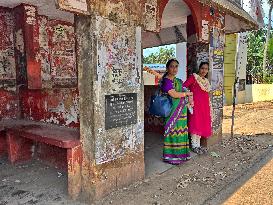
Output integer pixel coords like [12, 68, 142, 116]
[247, 29, 266, 83]
[143, 46, 175, 64]
[262, 0, 273, 80]
[264, 36, 273, 83]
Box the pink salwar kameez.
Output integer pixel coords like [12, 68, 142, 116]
[183, 74, 212, 138]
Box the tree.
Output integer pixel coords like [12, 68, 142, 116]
[247, 29, 266, 82]
[143, 46, 175, 64]
[262, 0, 273, 78]
[267, 37, 273, 65]
[265, 37, 273, 82]
[247, 28, 273, 83]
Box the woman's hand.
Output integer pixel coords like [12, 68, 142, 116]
[185, 92, 193, 96]
[168, 90, 193, 99]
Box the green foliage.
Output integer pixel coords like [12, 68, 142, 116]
[267, 37, 273, 64]
[247, 28, 273, 83]
[143, 46, 175, 64]
[263, 75, 273, 83]
[247, 29, 266, 78]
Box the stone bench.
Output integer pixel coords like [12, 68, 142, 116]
[0, 119, 81, 199]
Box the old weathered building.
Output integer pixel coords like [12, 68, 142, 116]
[0, 0, 258, 202]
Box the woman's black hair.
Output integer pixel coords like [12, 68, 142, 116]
[199, 62, 209, 70]
[197, 62, 209, 78]
[166, 59, 179, 69]
[162, 59, 180, 78]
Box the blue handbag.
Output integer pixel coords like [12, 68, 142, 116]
[149, 88, 172, 118]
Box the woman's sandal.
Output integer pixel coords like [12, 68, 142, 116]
[199, 147, 208, 154]
[191, 147, 203, 155]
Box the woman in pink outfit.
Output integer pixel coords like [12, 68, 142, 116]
[183, 62, 212, 154]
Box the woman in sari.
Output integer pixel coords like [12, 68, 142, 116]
[183, 62, 212, 154]
[161, 59, 193, 165]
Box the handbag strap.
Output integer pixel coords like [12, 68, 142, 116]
[155, 77, 164, 95]
[156, 78, 173, 102]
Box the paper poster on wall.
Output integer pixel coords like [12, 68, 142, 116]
[201, 20, 209, 41]
[211, 69, 223, 108]
[210, 27, 224, 50]
[211, 69, 223, 91]
[212, 90, 223, 109]
[212, 49, 224, 69]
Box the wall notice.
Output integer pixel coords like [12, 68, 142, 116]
[105, 93, 137, 130]
[201, 20, 209, 41]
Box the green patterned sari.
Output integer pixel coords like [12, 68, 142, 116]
[163, 78, 190, 164]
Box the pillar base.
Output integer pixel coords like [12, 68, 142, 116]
[81, 152, 144, 202]
[201, 127, 222, 147]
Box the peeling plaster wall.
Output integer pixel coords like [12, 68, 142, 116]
[48, 20, 77, 88]
[88, 0, 160, 32]
[0, 4, 79, 126]
[20, 88, 79, 127]
[21, 16, 78, 127]
[0, 7, 18, 118]
[0, 8, 16, 82]
[35, 16, 77, 88]
[88, 0, 142, 25]
[36, 15, 51, 88]
[76, 14, 145, 199]
[94, 16, 143, 164]
[186, 4, 225, 145]
[0, 89, 18, 119]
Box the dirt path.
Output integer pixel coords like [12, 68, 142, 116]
[97, 101, 273, 205]
[1, 101, 273, 205]
[222, 101, 273, 135]
[97, 137, 273, 205]
[223, 155, 273, 205]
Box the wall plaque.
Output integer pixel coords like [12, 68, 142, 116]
[105, 93, 137, 130]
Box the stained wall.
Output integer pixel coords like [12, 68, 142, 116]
[0, 4, 79, 127]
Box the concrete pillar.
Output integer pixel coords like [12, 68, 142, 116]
[75, 15, 144, 201]
[236, 33, 248, 104]
[186, 6, 225, 146]
[13, 4, 41, 89]
[176, 42, 187, 82]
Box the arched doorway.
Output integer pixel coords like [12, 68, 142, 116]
[142, 0, 199, 177]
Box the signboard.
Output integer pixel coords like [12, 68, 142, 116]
[105, 93, 137, 130]
[210, 27, 224, 109]
[56, 0, 89, 15]
[212, 90, 223, 108]
[212, 49, 224, 69]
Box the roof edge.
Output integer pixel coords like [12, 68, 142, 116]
[198, 0, 259, 31]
